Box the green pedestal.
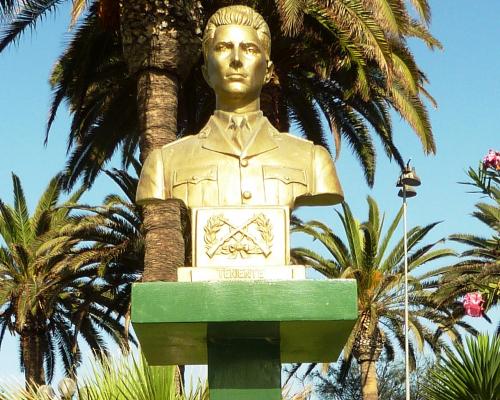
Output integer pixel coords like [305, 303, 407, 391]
[131, 280, 357, 399]
[208, 338, 281, 400]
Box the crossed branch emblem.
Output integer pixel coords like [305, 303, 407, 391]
[204, 214, 273, 259]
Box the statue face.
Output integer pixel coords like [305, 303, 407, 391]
[203, 24, 272, 104]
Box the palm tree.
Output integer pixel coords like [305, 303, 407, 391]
[0, 351, 312, 400]
[0, 0, 200, 282]
[59, 164, 146, 343]
[291, 197, 471, 400]
[314, 355, 430, 400]
[0, 174, 131, 387]
[0, 355, 203, 400]
[422, 334, 500, 400]
[76, 355, 188, 400]
[42, 0, 441, 188]
[1, 0, 441, 281]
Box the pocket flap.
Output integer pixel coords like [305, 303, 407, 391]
[263, 166, 306, 185]
[174, 165, 217, 185]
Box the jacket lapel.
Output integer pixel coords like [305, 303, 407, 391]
[242, 118, 279, 158]
[201, 116, 279, 158]
[201, 117, 241, 157]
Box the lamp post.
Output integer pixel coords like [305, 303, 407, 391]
[396, 161, 421, 400]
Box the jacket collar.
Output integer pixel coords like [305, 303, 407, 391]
[213, 110, 263, 131]
[201, 111, 279, 158]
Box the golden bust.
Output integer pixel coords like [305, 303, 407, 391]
[136, 5, 343, 209]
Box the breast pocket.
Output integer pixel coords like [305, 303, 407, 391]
[263, 165, 307, 206]
[172, 165, 218, 207]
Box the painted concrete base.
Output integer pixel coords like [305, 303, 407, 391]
[132, 279, 357, 399]
[131, 279, 358, 365]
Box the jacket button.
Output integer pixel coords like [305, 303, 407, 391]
[240, 159, 249, 167]
[242, 191, 252, 200]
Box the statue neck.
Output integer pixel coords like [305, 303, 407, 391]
[215, 97, 261, 114]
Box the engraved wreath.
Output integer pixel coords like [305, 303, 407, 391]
[204, 213, 273, 258]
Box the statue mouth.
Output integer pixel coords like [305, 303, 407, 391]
[226, 73, 247, 79]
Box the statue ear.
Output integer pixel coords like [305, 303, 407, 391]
[264, 60, 274, 84]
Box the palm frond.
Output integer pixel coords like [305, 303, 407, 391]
[0, 0, 64, 52]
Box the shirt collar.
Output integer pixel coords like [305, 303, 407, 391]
[202, 112, 279, 158]
[213, 110, 264, 132]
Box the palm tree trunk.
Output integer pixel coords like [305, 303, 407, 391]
[138, 69, 184, 281]
[21, 330, 45, 388]
[359, 358, 378, 400]
[119, 0, 202, 391]
[142, 199, 185, 281]
[353, 311, 384, 400]
[120, 0, 202, 281]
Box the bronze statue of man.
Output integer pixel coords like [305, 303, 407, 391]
[136, 5, 343, 209]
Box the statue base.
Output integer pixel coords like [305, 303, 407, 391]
[132, 280, 357, 399]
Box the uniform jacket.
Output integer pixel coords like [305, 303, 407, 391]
[136, 111, 343, 209]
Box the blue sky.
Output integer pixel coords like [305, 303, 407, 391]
[1, 0, 499, 387]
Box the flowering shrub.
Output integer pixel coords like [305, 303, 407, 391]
[450, 150, 499, 318]
[482, 149, 500, 170]
[463, 292, 484, 317]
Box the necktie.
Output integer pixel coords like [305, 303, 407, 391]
[229, 115, 248, 150]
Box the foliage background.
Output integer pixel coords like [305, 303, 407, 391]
[0, 0, 499, 387]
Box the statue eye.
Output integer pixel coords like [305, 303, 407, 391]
[214, 43, 231, 52]
[246, 45, 259, 54]
[241, 43, 260, 54]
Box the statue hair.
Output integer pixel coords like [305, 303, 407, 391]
[202, 5, 271, 61]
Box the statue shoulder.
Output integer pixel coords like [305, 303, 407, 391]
[283, 132, 313, 144]
[313, 144, 334, 165]
[158, 133, 200, 154]
[272, 129, 335, 167]
[158, 122, 212, 153]
[275, 130, 315, 149]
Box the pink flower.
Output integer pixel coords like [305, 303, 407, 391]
[463, 292, 484, 317]
[482, 149, 500, 170]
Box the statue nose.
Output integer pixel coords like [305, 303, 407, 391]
[230, 48, 243, 68]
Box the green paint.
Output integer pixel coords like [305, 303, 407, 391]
[131, 280, 357, 365]
[132, 280, 357, 400]
[132, 280, 357, 323]
[208, 338, 281, 400]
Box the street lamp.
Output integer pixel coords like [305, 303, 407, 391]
[396, 160, 421, 400]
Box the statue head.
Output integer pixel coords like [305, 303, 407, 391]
[201, 6, 274, 112]
[202, 5, 271, 61]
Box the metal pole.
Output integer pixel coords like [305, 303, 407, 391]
[403, 187, 410, 400]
